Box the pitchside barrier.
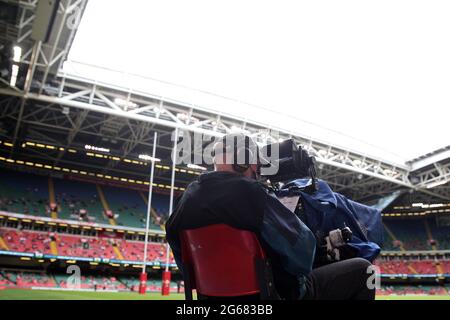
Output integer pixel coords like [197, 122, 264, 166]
[0, 250, 177, 268]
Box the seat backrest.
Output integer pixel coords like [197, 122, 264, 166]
[181, 224, 266, 297]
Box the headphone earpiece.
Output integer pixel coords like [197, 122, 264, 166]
[214, 134, 261, 174]
[233, 148, 253, 173]
[232, 146, 254, 173]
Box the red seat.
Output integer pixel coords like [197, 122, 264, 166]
[181, 224, 277, 300]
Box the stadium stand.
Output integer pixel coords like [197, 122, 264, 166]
[119, 239, 174, 263]
[0, 227, 175, 264]
[53, 177, 108, 223]
[145, 191, 171, 221]
[0, 268, 182, 292]
[102, 185, 151, 229]
[56, 234, 117, 259]
[376, 260, 411, 274]
[0, 270, 54, 288]
[443, 260, 450, 274]
[427, 217, 450, 250]
[0, 229, 52, 254]
[375, 259, 445, 275]
[0, 168, 170, 229]
[383, 219, 432, 251]
[0, 169, 49, 218]
[0, 168, 447, 297]
[382, 217, 450, 251]
[16, 271, 55, 288]
[55, 274, 127, 291]
[378, 285, 450, 296]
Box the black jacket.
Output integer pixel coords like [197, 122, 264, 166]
[165, 171, 315, 299]
[167, 171, 266, 235]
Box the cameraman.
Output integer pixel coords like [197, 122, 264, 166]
[166, 134, 375, 300]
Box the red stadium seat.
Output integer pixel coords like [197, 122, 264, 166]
[180, 224, 277, 300]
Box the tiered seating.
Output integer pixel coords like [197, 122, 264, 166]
[0, 270, 54, 288]
[383, 220, 431, 250]
[412, 260, 437, 274]
[442, 260, 450, 274]
[16, 271, 54, 288]
[0, 275, 8, 286]
[0, 228, 175, 263]
[53, 178, 108, 224]
[427, 218, 450, 250]
[376, 260, 411, 274]
[2, 168, 450, 256]
[383, 218, 450, 251]
[55, 274, 127, 290]
[381, 224, 398, 250]
[145, 192, 170, 219]
[56, 234, 116, 259]
[0, 169, 49, 217]
[0, 277, 11, 287]
[379, 285, 449, 296]
[0, 269, 181, 292]
[376, 259, 449, 275]
[3, 270, 17, 283]
[0, 271, 15, 287]
[0, 168, 171, 229]
[0, 229, 52, 254]
[102, 185, 150, 229]
[119, 240, 175, 263]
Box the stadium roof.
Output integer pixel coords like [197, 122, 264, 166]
[66, 0, 450, 164]
[0, 0, 448, 203]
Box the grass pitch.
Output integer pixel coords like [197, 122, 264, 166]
[0, 289, 186, 300]
[376, 295, 449, 300]
[0, 289, 448, 300]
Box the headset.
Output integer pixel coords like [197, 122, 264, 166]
[214, 134, 261, 174]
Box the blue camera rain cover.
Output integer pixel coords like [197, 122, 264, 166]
[278, 179, 383, 262]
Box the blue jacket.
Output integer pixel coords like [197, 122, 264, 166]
[278, 179, 383, 262]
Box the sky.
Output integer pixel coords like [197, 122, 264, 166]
[66, 0, 450, 165]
